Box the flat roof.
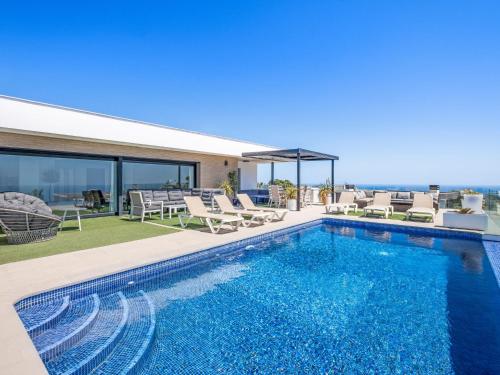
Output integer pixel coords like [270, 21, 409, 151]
[242, 148, 339, 162]
[0, 95, 278, 159]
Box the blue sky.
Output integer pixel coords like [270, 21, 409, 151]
[1, 0, 499, 185]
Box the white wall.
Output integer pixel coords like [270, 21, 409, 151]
[0, 96, 277, 158]
[238, 162, 258, 190]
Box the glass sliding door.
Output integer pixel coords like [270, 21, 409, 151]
[0, 153, 116, 215]
[122, 161, 180, 191]
[180, 165, 195, 189]
[122, 160, 195, 210]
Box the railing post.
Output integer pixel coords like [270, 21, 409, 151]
[297, 151, 301, 211]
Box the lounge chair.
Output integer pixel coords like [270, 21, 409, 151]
[363, 192, 394, 219]
[129, 191, 163, 222]
[325, 192, 357, 214]
[181, 196, 243, 233]
[214, 195, 271, 227]
[406, 193, 436, 222]
[0, 192, 62, 244]
[236, 193, 288, 221]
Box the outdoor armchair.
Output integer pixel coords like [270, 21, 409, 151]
[0, 192, 62, 244]
[129, 191, 164, 222]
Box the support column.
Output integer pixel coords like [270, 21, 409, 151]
[331, 160, 335, 203]
[296, 151, 301, 211]
[116, 157, 123, 216]
[270, 162, 275, 184]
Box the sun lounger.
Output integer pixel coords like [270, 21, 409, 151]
[214, 195, 272, 227]
[406, 193, 436, 222]
[363, 192, 394, 219]
[180, 196, 243, 233]
[236, 193, 288, 221]
[325, 192, 357, 214]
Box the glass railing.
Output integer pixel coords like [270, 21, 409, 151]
[484, 189, 500, 236]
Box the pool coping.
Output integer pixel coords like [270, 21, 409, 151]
[1, 208, 499, 374]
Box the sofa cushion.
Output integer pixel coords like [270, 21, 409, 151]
[191, 188, 202, 196]
[168, 190, 183, 201]
[364, 190, 374, 198]
[397, 192, 411, 200]
[153, 190, 169, 201]
[390, 192, 398, 199]
[356, 190, 366, 199]
[201, 191, 213, 201]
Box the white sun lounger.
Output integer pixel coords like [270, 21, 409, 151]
[214, 195, 272, 227]
[325, 192, 357, 214]
[406, 193, 436, 222]
[363, 192, 393, 219]
[236, 193, 288, 221]
[180, 196, 243, 233]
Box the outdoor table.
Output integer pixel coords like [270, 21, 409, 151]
[166, 204, 187, 219]
[51, 205, 86, 231]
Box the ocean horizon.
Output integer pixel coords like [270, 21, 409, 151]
[305, 184, 500, 193]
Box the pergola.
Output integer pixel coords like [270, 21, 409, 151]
[242, 148, 339, 211]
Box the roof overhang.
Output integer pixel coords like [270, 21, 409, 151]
[0, 95, 278, 159]
[242, 148, 339, 162]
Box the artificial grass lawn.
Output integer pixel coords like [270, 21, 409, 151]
[0, 215, 179, 265]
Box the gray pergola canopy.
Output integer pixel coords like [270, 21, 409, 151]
[242, 148, 339, 211]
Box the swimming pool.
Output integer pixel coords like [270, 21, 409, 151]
[16, 220, 500, 374]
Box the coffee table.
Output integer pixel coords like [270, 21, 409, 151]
[166, 204, 187, 219]
[51, 205, 87, 231]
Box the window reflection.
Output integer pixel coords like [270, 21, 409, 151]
[0, 154, 116, 214]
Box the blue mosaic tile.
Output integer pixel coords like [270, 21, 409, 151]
[18, 296, 69, 336]
[35, 294, 100, 361]
[45, 292, 128, 374]
[483, 241, 500, 287]
[15, 218, 484, 312]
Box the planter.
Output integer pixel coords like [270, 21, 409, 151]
[320, 193, 332, 205]
[442, 211, 488, 231]
[324, 195, 332, 205]
[462, 194, 483, 213]
[311, 188, 320, 204]
[287, 199, 297, 211]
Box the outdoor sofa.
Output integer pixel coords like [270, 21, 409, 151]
[336, 190, 439, 212]
[127, 188, 224, 210]
[0, 192, 62, 244]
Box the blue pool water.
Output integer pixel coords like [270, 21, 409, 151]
[16, 222, 500, 374]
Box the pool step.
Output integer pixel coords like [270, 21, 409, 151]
[45, 292, 129, 375]
[91, 290, 156, 375]
[35, 294, 100, 361]
[19, 296, 70, 337]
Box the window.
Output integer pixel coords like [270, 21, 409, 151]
[0, 153, 116, 214]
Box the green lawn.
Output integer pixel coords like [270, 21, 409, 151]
[0, 215, 179, 265]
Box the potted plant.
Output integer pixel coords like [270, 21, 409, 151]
[462, 189, 483, 213]
[319, 179, 333, 205]
[219, 180, 234, 197]
[285, 186, 298, 211]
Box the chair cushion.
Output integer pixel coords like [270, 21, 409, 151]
[364, 190, 374, 198]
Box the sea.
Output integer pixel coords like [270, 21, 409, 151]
[354, 185, 500, 193]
